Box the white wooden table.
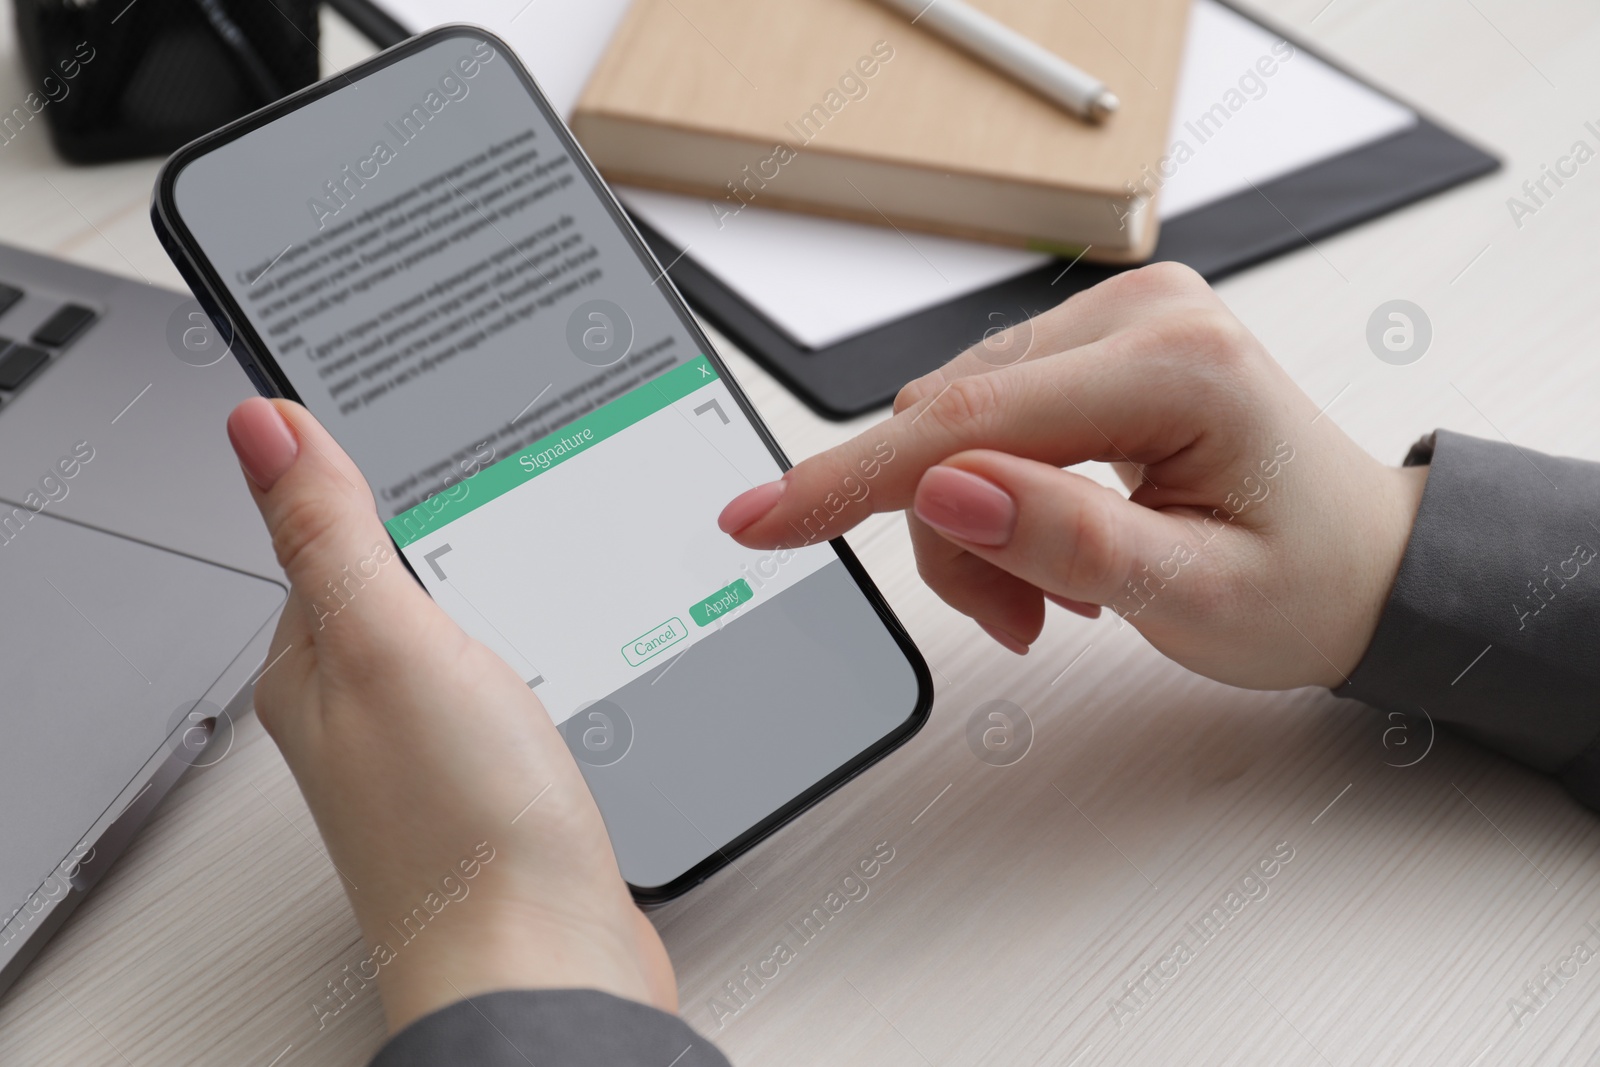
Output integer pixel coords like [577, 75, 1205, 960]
[4, 1, 1600, 1063]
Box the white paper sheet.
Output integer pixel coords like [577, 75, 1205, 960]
[1156, 1, 1415, 216]
[378, 0, 1416, 348]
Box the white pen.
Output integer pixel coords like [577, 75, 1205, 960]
[871, 0, 1120, 123]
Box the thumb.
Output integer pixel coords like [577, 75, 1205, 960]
[227, 397, 432, 639]
[911, 450, 1211, 616]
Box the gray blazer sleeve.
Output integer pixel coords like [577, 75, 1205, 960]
[369, 989, 732, 1067]
[1336, 429, 1600, 807]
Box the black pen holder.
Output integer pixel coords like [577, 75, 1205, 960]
[13, 0, 321, 164]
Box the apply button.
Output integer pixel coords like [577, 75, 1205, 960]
[690, 579, 753, 627]
[622, 617, 688, 667]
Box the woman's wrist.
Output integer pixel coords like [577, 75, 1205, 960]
[370, 903, 661, 1033]
[1326, 462, 1429, 687]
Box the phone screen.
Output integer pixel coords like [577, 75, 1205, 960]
[160, 28, 927, 895]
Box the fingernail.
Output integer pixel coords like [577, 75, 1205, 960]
[718, 478, 787, 534]
[227, 398, 299, 491]
[979, 621, 1030, 655]
[1045, 592, 1103, 620]
[915, 467, 1016, 547]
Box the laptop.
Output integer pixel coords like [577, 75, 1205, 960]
[0, 241, 285, 991]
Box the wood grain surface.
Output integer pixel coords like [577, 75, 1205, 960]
[3, 1, 1600, 1064]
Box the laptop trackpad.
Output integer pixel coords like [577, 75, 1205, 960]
[0, 510, 284, 917]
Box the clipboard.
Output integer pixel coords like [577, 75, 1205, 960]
[328, 0, 1499, 420]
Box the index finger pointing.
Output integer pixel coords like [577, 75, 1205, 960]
[893, 262, 1218, 414]
[721, 342, 1196, 549]
[717, 426, 900, 548]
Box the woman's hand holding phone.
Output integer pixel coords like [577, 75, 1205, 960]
[220, 262, 1423, 1037]
[720, 263, 1429, 691]
[225, 398, 675, 1034]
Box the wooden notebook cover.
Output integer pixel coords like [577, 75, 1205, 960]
[576, 0, 1188, 202]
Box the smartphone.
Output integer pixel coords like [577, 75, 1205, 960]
[152, 25, 931, 902]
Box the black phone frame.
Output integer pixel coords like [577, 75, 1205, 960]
[150, 24, 934, 906]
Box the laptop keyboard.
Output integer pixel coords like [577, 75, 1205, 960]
[0, 282, 97, 411]
[32, 304, 97, 348]
[0, 345, 49, 390]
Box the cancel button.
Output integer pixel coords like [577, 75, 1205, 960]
[622, 617, 688, 667]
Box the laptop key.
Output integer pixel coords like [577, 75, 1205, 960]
[0, 284, 20, 318]
[0, 344, 49, 389]
[32, 304, 96, 348]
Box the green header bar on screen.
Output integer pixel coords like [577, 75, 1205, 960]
[386, 356, 718, 548]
